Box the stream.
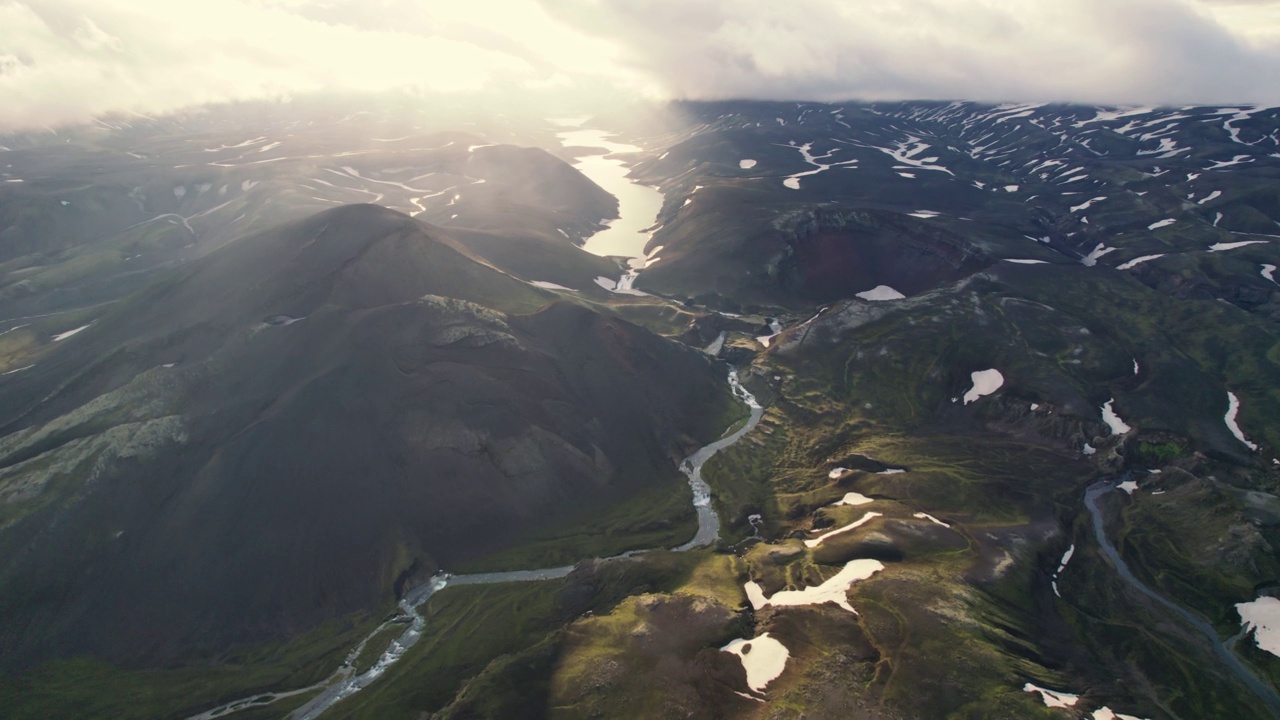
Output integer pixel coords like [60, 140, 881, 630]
[270, 372, 763, 719]
[193, 126, 762, 719]
[1084, 480, 1280, 716]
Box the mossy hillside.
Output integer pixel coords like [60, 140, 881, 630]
[750, 263, 1280, 468]
[1238, 636, 1280, 695]
[0, 615, 379, 720]
[685, 264, 1280, 716]
[995, 264, 1280, 456]
[453, 361, 751, 575]
[0, 302, 105, 377]
[702, 378, 1093, 546]
[700, 514, 1082, 717]
[600, 297, 706, 337]
[540, 554, 748, 719]
[435, 632, 565, 720]
[0, 207, 750, 680]
[1106, 469, 1280, 633]
[548, 592, 746, 719]
[849, 569, 1068, 720]
[329, 551, 735, 719]
[452, 474, 698, 573]
[1060, 532, 1273, 719]
[738, 606, 883, 718]
[328, 581, 571, 719]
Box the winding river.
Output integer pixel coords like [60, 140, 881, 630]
[268, 372, 762, 719]
[191, 129, 762, 720]
[194, 369, 761, 720]
[1084, 480, 1280, 716]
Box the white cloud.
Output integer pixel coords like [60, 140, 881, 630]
[540, 0, 1280, 106]
[0, 0, 1278, 130]
[0, 0, 639, 129]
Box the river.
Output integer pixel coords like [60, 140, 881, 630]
[554, 121, 664, 291]
[1084, 480, 1280, 716]
[192, 128, 761, 718]
[279, 369, 763, 719]
[193, 367, 762, 720]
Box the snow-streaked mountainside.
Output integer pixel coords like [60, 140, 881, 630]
[2, 98, 1280, 720]
[626, 100, 1280, 312]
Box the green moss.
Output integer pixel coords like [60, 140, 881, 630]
[436, 631, 565, 720]
[0, 616, 378, 720]
[1132, 440, 1185, 465]
[453, 475, 697, 573]
[329, 581, 569, 719]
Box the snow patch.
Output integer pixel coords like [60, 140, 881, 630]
[1070, 196, 1107, 213]
[1225, 391, 1258, 451]
[744, 559, 884, 614]
[803, 512, 883, 548]
[913, 512, 950, 528]
[1210, 240, 1268, 252]
[594, 275, 648, 296]
[856, 285, 906, 301]
[1116, 254, 1164, 270]
[1101, 399, 1131, 435]
[529, 281, 576, 291]
[1023, 683, 1079, 708]
[721, 634, 790, 692]
[1237, 596, 1280, 658]
[1206, 154, 1253, 170]
[51, 324, 91, 342]
[1147, 218, 1176, 231]
[963, 369, 1004, 404]
[1082, 243, 1118, 267]
[739, 159, 757, 169]
[834, 492, 875, 507]
[1092, 708, 1150, 720]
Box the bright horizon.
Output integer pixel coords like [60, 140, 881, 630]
[2, 0, 1280, 131]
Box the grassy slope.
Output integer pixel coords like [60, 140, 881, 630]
[0, 616, 378, 720]
[683, 266, 1280, 717]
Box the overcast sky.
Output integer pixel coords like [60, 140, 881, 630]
[1, 0, 1279, 129]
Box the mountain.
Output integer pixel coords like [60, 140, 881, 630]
[3, 98, 1280, 720]
[0, 203, 739, 674]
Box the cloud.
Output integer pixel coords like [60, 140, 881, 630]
[0, 0, 639, 130]
[540, 0, 1280, 105]
[0, 0, 1278, 130]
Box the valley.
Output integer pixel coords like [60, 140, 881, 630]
[1, 97, 1280, 720]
